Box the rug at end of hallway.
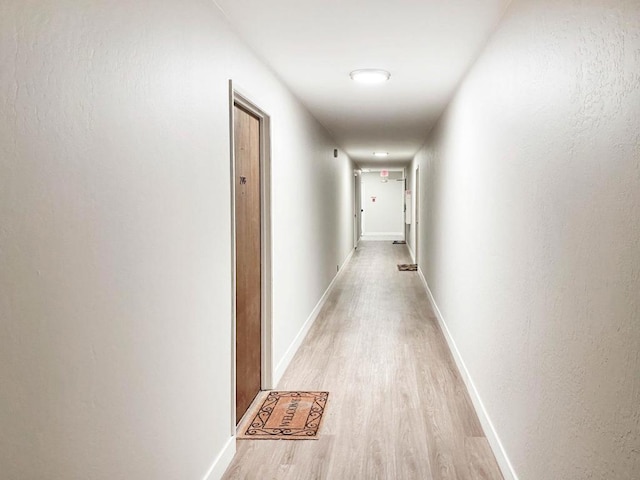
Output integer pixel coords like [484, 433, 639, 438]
[237, 391, 329, 440]
[397, 264, 417, 271]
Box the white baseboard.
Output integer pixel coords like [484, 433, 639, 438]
[361, 233, 403, 241]
[202, 436, 236, 480]
[416, 268, 519, 480]
[273, 247, 356, 386]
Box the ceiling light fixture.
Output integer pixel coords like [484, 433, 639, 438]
[350, 69, 391, 85]
[373, 152, 389, 157]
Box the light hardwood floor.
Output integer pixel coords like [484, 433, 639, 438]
[222, 241, 503, 480]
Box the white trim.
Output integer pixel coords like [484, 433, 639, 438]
[227, 82, 237, 436]
[273, 247, 356, 386]
[360, 233, 404, 241]
[340, 247, 356, 271]
[202, 436, 236, 480]
[416, 267, 518, 480]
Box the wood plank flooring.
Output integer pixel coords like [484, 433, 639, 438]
[223, 241, 503, 480]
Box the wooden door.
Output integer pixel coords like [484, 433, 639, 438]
[234, 104, 261, 424]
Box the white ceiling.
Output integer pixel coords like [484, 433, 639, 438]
[214, 0, 510, 167]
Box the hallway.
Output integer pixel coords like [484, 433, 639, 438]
[3, 2, 639, 479]
[223, 241, 502, 480]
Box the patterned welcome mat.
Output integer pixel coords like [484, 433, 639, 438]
[238, 391, 329, 440]
[397, 263, 418, 271]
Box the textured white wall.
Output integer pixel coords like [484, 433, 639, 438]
[412, 0, 640, 479]
[0, 1, 354, 479]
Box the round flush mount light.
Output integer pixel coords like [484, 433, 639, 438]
[373, 152, 389, 157]
[350, 69, 391, 84]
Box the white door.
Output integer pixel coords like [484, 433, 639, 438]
[361, 171, 404, 240]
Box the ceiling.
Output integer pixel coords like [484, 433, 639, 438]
[214, 0, 510, 167]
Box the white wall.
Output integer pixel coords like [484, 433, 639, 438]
[412, 0, 640, 479]
[361, 171, 404, 239]
[0, 1, 355, 479]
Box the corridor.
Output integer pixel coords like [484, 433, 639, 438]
[223, 241, 502, 480]
[3, 1, 639, 479]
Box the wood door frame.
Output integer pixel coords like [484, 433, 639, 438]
[228, 81, 273, 434]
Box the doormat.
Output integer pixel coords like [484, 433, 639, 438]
[238, 391, 329, 440]
[392, 240, 406, 244]
[397, 263, 417, 271]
